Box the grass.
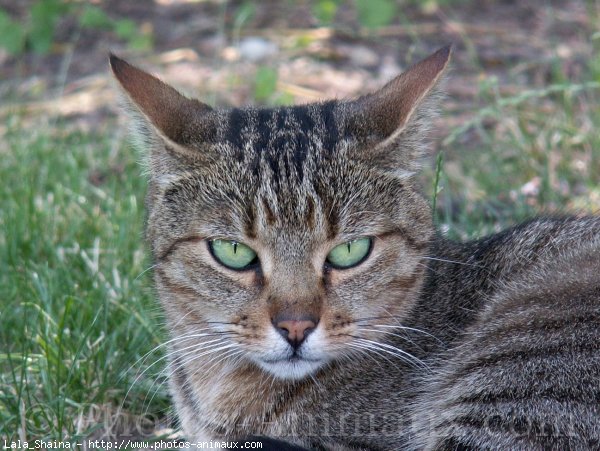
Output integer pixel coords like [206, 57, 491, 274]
[1, 7, 600, 444]
[0, 120, 171, 441]
[429, 73, 600, 239]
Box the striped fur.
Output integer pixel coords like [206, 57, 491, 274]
[111, 48, 600, 449]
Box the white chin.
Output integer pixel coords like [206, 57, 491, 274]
[256, 358, 324, 380]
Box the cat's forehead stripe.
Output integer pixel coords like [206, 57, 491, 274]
[226, 108, 247, 159]
[223, 103, 341, 175]
[255, 108, 273, 154]
[320, 101, 339, 154]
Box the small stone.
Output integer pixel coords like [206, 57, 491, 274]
[237, 37, 278, 62]
[347, 45, 380, 68]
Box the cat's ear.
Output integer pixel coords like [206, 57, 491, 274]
[109, 54, 217, 156]
[347, 45, 451, 176]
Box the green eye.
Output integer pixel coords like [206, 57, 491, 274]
[326, 237, 372, 269]
[209, 239, 258, 270]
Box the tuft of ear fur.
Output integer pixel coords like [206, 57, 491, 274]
[109, 54, 218, 156]
[347, 45, 451, 177]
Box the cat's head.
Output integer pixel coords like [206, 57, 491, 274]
[111, 46, 450, 380]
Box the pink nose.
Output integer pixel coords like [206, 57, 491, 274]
[272, 316, 318, 349]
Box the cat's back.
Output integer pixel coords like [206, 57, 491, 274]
[411, 216, 600, 449]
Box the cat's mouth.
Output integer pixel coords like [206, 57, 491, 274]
[262, 355, 320, 364]
[244, 319, 331, 379]
[256, 355, 325, 380]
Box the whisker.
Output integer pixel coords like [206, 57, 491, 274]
[360, 324, 443, 344]
[355, 327, 426, 354]
[135, 263, 159, 281]
[351, 316, 443, 344]
[183, 348, 244, 389]
[344, 334, 430, 371]
[355, 337, 430, 371]
[121, 332, 236, 410]
[146, 342, 240, 406]
[128, 330, 234, 366]
[174, 341, 240, 369]
[421, 256, 484, 268]
[122, 331, 227, 391]
[205, 320, 243, 326]
[203, 348, 244, 375]
[346, 342, 403, 372]
[145, 347, 243, 415]
[343, 346, 388, 372]
[155, 337, 239, 380]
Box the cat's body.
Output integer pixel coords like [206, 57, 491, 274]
[111, 47, 600, 450]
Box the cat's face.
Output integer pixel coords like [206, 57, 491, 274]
[111, 47, 449, 380]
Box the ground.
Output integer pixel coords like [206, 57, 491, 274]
[1, 0, 599, 444]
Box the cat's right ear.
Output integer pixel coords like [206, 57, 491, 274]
[109, 54, 217, 156]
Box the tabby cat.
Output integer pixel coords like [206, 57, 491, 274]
[111, 46, 600, 450]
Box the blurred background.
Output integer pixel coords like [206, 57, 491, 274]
[1, 0, 599, 443]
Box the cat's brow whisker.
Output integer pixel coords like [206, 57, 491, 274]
[340, 209, 381, 221]
[416, 261, 442, 275]
[421, 256, 484, 269]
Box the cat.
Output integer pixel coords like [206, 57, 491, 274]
[110, 46, 600, 450]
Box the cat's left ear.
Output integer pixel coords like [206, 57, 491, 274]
[347, 45, 451, 176]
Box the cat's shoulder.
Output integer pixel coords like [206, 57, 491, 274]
[473, 215, 600, 317]
[477, 215, 600, 255]
[411, 216, 600, 449]
[469, 215, 600, 281]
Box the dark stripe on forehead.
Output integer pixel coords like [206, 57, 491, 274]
[291, 105, 314, 181]
[321, 101, 339, 155]
[226, 108, 247, 160]
[293, 105, 315, 131]
[268, 108, 287, 184]
[305, 195, 316, 229]
[250, 109, 273, 175]
[276, 107, 288, 130]
[244, 204, 257, 239]
[313, 178, 339, 239]
[255, 109, 273, 152]
[266, 149, 281, 185]
[261, 196, 276, 225]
